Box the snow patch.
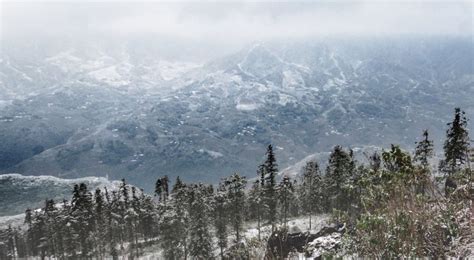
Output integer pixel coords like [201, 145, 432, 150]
[88, 64, 131, 86]
[198, 149, 223, 158]
[236, 102, 260, 111]
[158, 61, 201, 81]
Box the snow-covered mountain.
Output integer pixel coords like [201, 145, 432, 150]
[0, 174, 120, 216]
[0, 37, 472, 190]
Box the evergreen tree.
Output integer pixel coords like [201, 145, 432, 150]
[137, 192, 157, 241]
[299, 161, 323, 230]
[188, 184, 214, 259]
[155, 175, 170, 203]
[70, 183, 95, 257]
[222, 173, 247, 242]
[277, 176, 294, 227]
[324, 146, 354, 211]
[43, 199, 59, 257]
[413, 130, 435, 194]
[159, 176, 189, 259]
[368, 152, 382, 173]
[263, 144, 278, 231]
[442, 108, 470, 194]
[94, 188, 107, 258]
[414, 129, 434, 169]
[382, 145, 416, 194]
[213, 184, 228, 258]
[247, 179, 263, 240]
[443, 108, 470, 173]
[24, 208, 33, 256]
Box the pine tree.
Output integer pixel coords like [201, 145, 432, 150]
[414, 129, 434, 169]
[159, 176, 190, 259]
[299, 161, 323, 230]
[324, 146, 354, 211]
[263, 144, 278, 231]
[443, 108, 470, 172]
[277, 176, 294, 227]
[213, 184, 228, 258]
[128, 186, 140, 258]
[442, 108, 470, 194]
[61, 200, 77, 258]
[188, 184, 214, 259]
[247, 179, 263, 240]
[413, 130, 435, 194]
[223, 173, 247, 242]
[368, 152, 382, 173]
[70, 183, 95, 257]
[4, 225, 18, 259]
[137, 192, 157, 241]
[155, 175, 170, 203]
[94, 188, 106, 258]
[24, 208, 33, 257]
[43, 199, 59, 257]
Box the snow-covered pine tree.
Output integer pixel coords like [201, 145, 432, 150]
[443, 108, 470, 172]
[138, 192, 157, 240]
[43, 199, 60, 257]
[223, 173, 247, 242]
[413, 130, 434, 194]
[188, 183, 214, 259]
[155, 175, 170, 203]
[247, 179, 263, 240]
[442, 108, 470, 194]
[414, 129, 434, 169]
[128, 186, 140, 258]
[263, 144, 278, 231]
[159, 176, 190, 259]
[214, 183, 228, 258]
[94, 188, 107, 258]
[324, 146, 354, 211]
[299, 160, 323, 230]
[71, 183, 95, 257]
[277, 175, 294, 227]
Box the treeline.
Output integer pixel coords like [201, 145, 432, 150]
[0, 108, 472, 259]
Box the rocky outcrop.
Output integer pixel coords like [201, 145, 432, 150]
[265, 223, 345, 259]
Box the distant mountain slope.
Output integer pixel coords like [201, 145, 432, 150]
[0, 174, 119, 216]
[0, 37, 472, 190]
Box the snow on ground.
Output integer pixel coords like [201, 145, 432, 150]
[0, 213, 26, 230]
[197, 148, 224, 159]
[137, 215, 331, 259]
[158, 61, 201, 81]
[244, 214, 331, 244]
[236, 102, 260, 111]
[88, 64, 131, 86]
[282, 70, 305, 89]
[0, 173, 118, 187]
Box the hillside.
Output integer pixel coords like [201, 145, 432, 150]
[0, 174, 119, 216]
[1, 37, 473, 190]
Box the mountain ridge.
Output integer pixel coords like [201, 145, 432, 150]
[0, 37, 472, 191]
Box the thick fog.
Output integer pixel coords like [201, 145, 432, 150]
[2, 1, 472, 58]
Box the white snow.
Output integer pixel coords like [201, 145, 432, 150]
[198, 148, 223, 158]
[158, 61, 201, 81]
[88, 64, 131, 86]
[282, 70, 305, 89]
[236, 102, 260, 111]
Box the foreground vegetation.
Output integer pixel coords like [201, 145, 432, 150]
[0, 108, 472, 259]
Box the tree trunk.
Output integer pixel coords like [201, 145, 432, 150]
[309, 214, 312, 230]
[257, 208, 261, 241]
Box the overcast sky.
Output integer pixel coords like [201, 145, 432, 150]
[1, 1, 472, 47]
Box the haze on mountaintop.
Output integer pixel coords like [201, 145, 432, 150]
[2, 1, 472, 59]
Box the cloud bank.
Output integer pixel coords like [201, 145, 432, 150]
[2, 1, 472, 44]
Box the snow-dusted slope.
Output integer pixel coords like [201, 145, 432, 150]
[0, 37, 472, 191]
[0, 173, 120, 216]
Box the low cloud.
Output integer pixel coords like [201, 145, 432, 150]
[2, 1, 472, 45]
